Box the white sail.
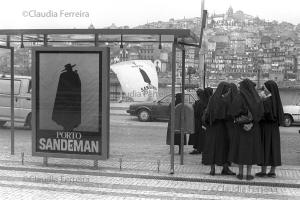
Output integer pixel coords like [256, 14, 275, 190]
[111, 60, 159, 102]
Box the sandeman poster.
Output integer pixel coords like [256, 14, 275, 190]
[32, 47, 110, 160]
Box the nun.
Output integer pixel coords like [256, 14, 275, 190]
[256, 80, 283, 178]
[224, 83, 242, 172]
[188, 88, 207, 154]
[202, 82, 235, 175]
[204, 87, 213, 99]
[229, 79, 264, 180]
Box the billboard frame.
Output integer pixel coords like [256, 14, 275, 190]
[32, 47, 110, 160]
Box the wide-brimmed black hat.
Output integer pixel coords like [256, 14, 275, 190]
[64, 63, 76, 69]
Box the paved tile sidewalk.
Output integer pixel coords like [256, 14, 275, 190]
[0, 152, 299, 186]
[0, 163, 299, 200]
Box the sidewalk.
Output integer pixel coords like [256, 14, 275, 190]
[0, 160, 299, 200]
[0, 152, 299, 199]
[0, 130, 298, 200]
[0, 151, 299, 187]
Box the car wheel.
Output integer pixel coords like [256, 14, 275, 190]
[283, 115, 292, 127]
[138, 109, 150, 122]
[0, 121, 6, 127]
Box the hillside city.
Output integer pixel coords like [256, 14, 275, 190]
[1, 7, 300, 89]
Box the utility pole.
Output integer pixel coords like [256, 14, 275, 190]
[199, 0, 207, 89]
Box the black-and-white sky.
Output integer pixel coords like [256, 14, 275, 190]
[1, 0, 299, 29]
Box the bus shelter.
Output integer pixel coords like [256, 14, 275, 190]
[0, 28, 203, 174]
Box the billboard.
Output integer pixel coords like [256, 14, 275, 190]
[32, 47, 110, 160]
[111, 60, 158, 102]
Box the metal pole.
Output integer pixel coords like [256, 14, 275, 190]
[43, 35, 48, 164]
[10, 46, 14, 155]
[94, 33, 99, 167]
[198, 10, 207, 49]
[180, 48, 185, 165]
[43, 34, 48, 47]
[203, 62, 206, 89]
[170, 39, 176, 174]
[95, 33, 99, 47]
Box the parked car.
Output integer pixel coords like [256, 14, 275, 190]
[126, 93, 196, 122]
[283, 104, 300, 127]
[0, 75, 32, 128]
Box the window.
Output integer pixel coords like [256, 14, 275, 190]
[159, 94, 172, 104]
[159, 94, 195, 104]
[0, 79, 21, 95]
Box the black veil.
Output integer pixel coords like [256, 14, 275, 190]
[264, 80, 284, 125]
[205, 82, 230, 125]
[239, 79, 264, 122]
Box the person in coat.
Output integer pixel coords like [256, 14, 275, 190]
[188, 89, 207, 154]
[256, 80, 283, 178]
[202, 82, 235, 176]
[166, 93, 187, 154]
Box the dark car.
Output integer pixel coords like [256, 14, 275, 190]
[126, 93, 196, 122]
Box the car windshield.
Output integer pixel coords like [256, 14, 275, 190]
[159, 94, 172, 103]
[158, 94, 195, 104]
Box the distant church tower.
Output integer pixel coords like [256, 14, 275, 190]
[88, 23, 95, 29]
[226, 6, 234, 18]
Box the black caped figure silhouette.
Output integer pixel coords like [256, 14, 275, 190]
[139, 68, 151, 85]
[52, 63, 81, 131]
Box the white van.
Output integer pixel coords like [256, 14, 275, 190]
[0, 74, 32, 128]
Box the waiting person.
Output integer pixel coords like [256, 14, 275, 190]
[202, 82, 235, 176]
[166, 93, 187, 154]
[204, 87, 213, 100]
[189, 89, 207, 154]
[225, 83, 240, 148]
[223, 83, 242, 174]
[256, 80, 283, 178]
[189, 87, 213, 154]
[229, 79, 264, 180]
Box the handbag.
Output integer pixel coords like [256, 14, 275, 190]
[234, 110, 253, 125]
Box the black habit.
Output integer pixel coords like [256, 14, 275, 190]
[259, 80, 283, 166]
[188, 89, 208, 152]
[202, 82, 230, 166]
[227, 79, 263, 165]
[224, 83, 241, 163]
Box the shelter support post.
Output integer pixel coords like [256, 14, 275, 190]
[10, 45, 14, 155]
[203, 62, 206, 89]
[180, 48, 185, 165]
[42, 35, 48, 163]
[95, 33, 99, 47]
[43, 34, 48, 47]
[43, 156, 48, 166]
[170, 39, 177, 174]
